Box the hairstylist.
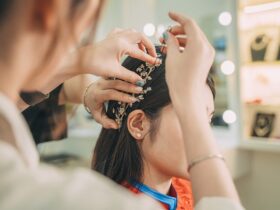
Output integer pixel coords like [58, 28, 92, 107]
[0, 0, 161, 209]
[164, 12, 245, 210]
[21, 28, 157, 144]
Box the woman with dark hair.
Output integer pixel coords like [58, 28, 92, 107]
[92, 46, 216, 210]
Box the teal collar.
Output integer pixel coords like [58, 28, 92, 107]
[130, 180, 177, 210]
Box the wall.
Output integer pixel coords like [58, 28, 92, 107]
[96, 0, 227, 41]
[235, 151, 280, 210]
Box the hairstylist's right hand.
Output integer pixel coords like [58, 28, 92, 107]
[85, 78, 142, 129]
[78, 29, 161, 85]
[165, 12, 215, 112]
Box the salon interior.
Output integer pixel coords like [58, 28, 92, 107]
[35, 1, 280, 210]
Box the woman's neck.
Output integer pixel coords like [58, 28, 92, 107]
[142, 161, 172, 195]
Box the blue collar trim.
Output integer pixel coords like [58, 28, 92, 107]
[130, 180, 177, 210]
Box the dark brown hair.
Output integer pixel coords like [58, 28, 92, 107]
[92, 47, 215, 184]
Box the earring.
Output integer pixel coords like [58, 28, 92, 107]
[136, 133, 142, 138]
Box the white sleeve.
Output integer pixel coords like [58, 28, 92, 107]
[0, 142, 162, 210]
[195, 197, 245, 210]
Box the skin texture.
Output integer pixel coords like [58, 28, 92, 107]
[126, 84, 214, 194]
[15, 1, 159, 129]
[165, 12, 240, 204]
[0, 0, 158, 102]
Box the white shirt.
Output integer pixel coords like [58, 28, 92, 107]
[0, 92, 244, 210]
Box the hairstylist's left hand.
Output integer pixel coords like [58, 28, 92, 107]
[77, 29, 161, 85]
[165, 12, 215, 118]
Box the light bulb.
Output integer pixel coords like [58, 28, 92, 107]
[223, 110, 237, 124]
[218, 12, 232, 26]
[143, 23, 156, 37]
[221, 60, 235, 75]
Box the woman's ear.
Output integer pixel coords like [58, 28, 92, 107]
[127, 110, 151, 141]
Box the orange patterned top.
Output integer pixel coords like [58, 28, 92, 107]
[122, 177, 193, 210]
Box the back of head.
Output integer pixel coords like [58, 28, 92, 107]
[92, 46, 170, 183]
[92, 46, 215, 184]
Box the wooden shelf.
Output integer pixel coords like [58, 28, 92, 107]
[241, 62, 280, 66]
[244, 103, 280, 107]
[241, 138, 280, 153]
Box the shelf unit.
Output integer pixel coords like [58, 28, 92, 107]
[237, 0, 280, 152]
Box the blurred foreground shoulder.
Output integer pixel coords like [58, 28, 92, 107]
[0, 141, 162, 210]
[195, 197, 245, 210]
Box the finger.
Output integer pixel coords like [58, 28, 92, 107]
[91, 108, 118, 129]
[91, 108, 102, 124]
[137, 33, 157, 58]
[100, 112, 119, 129]
[114, 65, 144, 85]
[175, 20, 207, 44]
[160, 30, 187, 40]
[166, 32, 180, 57]
[168, 12, 200, 38]
[168, 25, 184, 36]
[102, 89, 139, 104]
[168, 12, 190, 27]
[172, 20, 208, 45]
[138, 42, 146, 53]
[125, 31, 157, 58]
[103, 80, 143, 94]
[162, 37, 187, 47]
[127, 47, 161, 66]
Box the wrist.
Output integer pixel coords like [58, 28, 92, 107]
[171, 94, 202, 117]
[77, 45, 99, 75]
[59, 48, 90, 77]
[83, 82, 95, 114]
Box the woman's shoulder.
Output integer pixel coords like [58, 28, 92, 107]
[172, 177, 194, 210]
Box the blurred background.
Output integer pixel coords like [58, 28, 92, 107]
[38, 1, 280, 210]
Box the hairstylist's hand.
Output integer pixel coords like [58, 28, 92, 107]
[164, 12, 215, 111]
[159, 27, 187, 51]
[85, 78, 143, 129]
[164, 13, 242, 204]
[79, 29, 161, 85]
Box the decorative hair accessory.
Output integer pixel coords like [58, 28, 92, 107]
[112, 55, 162, 127]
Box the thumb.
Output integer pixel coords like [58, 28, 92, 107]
[165, 31, 180, 57]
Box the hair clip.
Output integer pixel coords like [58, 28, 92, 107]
[112, 55, 162, 128]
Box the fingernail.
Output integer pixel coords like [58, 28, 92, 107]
[136, 80, 145, 87]
[130, 97, 138, 103]
[163, 31, 169, 41]
[156, 58, 162, 65]
[135, 86, 143, 92]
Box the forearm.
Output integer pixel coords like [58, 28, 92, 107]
[61, 74, 97, 105]
[18, 59, 79, 111]
[175, 101, 240, 204]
